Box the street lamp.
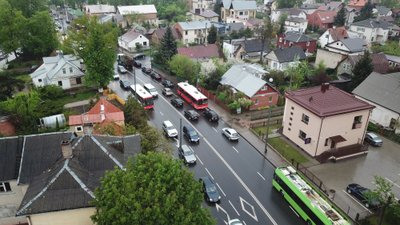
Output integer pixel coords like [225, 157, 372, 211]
[264, 77, 273, 154]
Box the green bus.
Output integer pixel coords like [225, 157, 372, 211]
[272, 166, 351, 225]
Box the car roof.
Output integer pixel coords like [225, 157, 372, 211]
[144, 83, 155, 88]
[184, 125, 195, 130]
[173, 98, 183, 102]
[181, 144, 192, 152]
[367, 132, 378, 138]
[224, 128, 236, 133]
[201, 176, 213, 185]
[163, 120, 173, 126]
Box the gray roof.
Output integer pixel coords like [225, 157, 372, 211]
[284, 31, 314, 42]
[352, 72, 400, 113]
[244, 39, 270, 53]
[327, 38, 364, 53]
[375, 6, 391, 15]
[178, 20, 212, 30]
[351, 18, 392, 29]
[222, 0, 257, 10]
[220, 64, 267, 97]
[271, 46, 306, 63]
[120, 30, 146, 43]
[192, 9, 219, 18]
[227, 22, 245, 32]
[0, 137, 23, 181]
[30, 54, 84, 81]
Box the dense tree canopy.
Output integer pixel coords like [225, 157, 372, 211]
[154, 27, 177, 66]
[354, 1, 373, 22]
[7, 0, 46, 18]
[333, 7, 346, 27]
[169, 54, 200, 84]
[0, 71, 24, 101]
[275, 0, 303, 9]
[91, 152, 216, 225]
[350, 51, 373, 91]
[207, 25, 217, 44]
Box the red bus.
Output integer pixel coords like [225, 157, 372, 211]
[177, 82, 208, 109]
[129, 84, 154, 110]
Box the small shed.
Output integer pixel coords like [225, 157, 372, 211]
[40, 114, 66, 128]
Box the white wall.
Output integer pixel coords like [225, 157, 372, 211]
[30, 208, 96, 225]
[349, 25, 388, 45]
[0, 181, 27, 224]
[284, 20, 308, 33]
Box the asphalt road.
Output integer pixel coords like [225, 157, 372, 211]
[108, 62, 303, 225]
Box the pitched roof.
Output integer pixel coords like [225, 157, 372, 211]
[244, 39, 270, 53]
[84, 4, 116, 14]
[178, 44, 220, 59]
[14, 133, 141, 215]
[220, 64, 267, 97]
[348, 53, 389, 74]
[351, 18, 392, 29]
[284, 31, 315, 43]
[353, 72, 400, 113]
[222, 0, 257, 10]
[69, 98, 125, 126]
[227, 22, 245, 32]
[271, 46, 306, 63]
[317, 1, 343, 11]
[117, 5, 157, 15]
[177, 20, 212, 30]
[119, 29, 147, 43]
[30, 54, 84, 81]
[326, 38, 365, 53]
[348, 0, 367, 8]
[153, 28, 180, 40]
[0, 136, 23, 181]
[316, 10, 337, 24]
[286, 84, 374, 117]
[191, 9, 219, 18]
[327, 26, 349, 41]
[277, 8, 305, 16]
[375, 6, 391, 15]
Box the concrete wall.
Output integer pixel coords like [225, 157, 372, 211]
[315, 49, 346, 69]
[30, 207, 96, 225]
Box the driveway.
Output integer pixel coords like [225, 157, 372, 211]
[308, 134, 400, 219]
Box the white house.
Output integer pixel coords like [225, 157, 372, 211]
[318, 26, 350, 48]
[30, 52, 84, 90]
[284, 17, 308, 33]
[117, 5, 158, 26]
[175, 20, 213, 44]
[220, 0, 257, 23]
[349, 18, 391, 45]
[353, 72, 400, 134]
[192, 0, 216, 10]
[265, 47, 306, 71]
[118, 30, 150, 52]
[270, 8, 307, 23]
[324, 38, 365, 55]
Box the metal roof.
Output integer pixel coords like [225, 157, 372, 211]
[350, 18, 392, 29]
[117, 5, 157, 15]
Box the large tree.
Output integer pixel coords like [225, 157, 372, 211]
[124, 95, 148, 130]
[168, 54, 200, 84]
[64, 16, 118, 88]
[0, 0, 26, 57]
[207, 25, 217, 44]
[91, 152, 216, 225]
[333, 7, 346, 27]
[369, 176, 396, 225]
[0, 71, 24, 101]
[254, 18, 274, 63]
[21, 11, 59, 58]
[7, 0, 46, 18]
[380, 0, 400, 8]
[276, 0, 303, 9]
[154, 26, 177, 65]
[350, 51, 373, 91]
[354, 1, 373, 22]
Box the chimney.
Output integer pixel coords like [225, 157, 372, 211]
[100, 104, 105, 121]
[321, 83, 330, 93]
[61, 140, 73, 159]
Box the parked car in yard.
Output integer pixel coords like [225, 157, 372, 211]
[162, 79, 174, 88]
[162, 88, 173, 96]
[364, 132, 383, 147]
[203, 108, 219, 122]
[184, 110, 199, 121]
[171, 98, 184, 108]
[183, 125, 200, 144]
[178, 144, 196, 165]
[222, 128, 239, 141]
[199, 177, 221, 203]
[119, 80, 131, 90]
[346, 183, 381, 209]
[151, 72, 162, 81]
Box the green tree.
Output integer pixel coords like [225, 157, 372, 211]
[369, 176, 396, 225]
[285, 61, 311, 90]
[139, 125, 172, 153]
[277, 13, 288, 35]
[380, 0, 400, 8]
[168, 54, 200, 84]
[238, 27, 254, 38]
[254, 18, 274, 63]
[124, 95, 148, 130]
[310, 62, 330, 86]
[350, 51, 373, 91]
[354, 1, 373, 22]
[65, 16, 118, 88]
[21, 11, 59, 58]
[7, 0, 46, 18]
[0, 0, 26, 58]
[276, 0, 303, 9]
[0, 71, 24, 101]
[158, 3, 187, 22]
[333, 7, 346, 27]
[0, 91, 41, 134]
[154, 26, 177, 65]
[202, 60, 231, 90]
[207, 25, 217, 44]
[91, 152, 216, 225]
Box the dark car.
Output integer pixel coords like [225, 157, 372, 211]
[184, 110, 200, 121]
[141, 67, 152, 74]
[171, 98, 184, 108]
[119, 80, 131, 90]
[346, 183, 381, 209]
[203, 108, 219, 122]
[133, 60, 142, 68]
[183, 125, 200, 144]
[151, 72, 162, 81]
[199, 177, 221, 203]
[364, 132, 383, 147]
[162, 79, 174, 88]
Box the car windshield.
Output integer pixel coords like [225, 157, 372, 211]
[148, 88, 156, 92]
[182, 147, 194, 156]
[189, 130, 197, 136]
[372, 136, 381, 141]
[167, 126, 175, 131]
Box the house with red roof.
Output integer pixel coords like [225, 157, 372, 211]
[69, 98, 125, 134]
[277, 31, 317, 53]
[318, 26, 349, 48]
[177, 44, 220, 60]
[307, 10, 337, 30]
[282, 83, 374, 162]
[347, 0, 367, 11]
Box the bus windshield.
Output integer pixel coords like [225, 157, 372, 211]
[197, 98, 208, 105]
[142, 98, 154, 106]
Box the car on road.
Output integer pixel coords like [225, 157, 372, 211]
[228, 219, 243, 225]
[222, 128, 239, 141]
[346, 183, 381, 209]
[184, 110, 199, 121]
[183, 125, 200, 144]
[143, 83, 158, 98]
[162, 88, 173, 96]
[364, 132, 383, 147]
[119, 80, 131, 90]
[199, 177, 221, 203]
[203, 108, 219, 122]
[171, 98, 184, 108]
[118, 65, 127, 74]
[133, 60, 142, 68]
[162, 120, 178, 138]
[113, 74, 120, 80]
[178, 144, 196, 165]
[162, 79, 174, 88]
[151, 72, 162, 81]
[141, 67, 152, 74]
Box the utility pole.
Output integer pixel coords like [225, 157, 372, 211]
[264, 78, 274, 154]
[179, 118, 182, 149]
[133, 69, 137, 99]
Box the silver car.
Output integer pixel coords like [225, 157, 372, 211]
[178, 145, 196, 165]
[222, 128, 239, 141]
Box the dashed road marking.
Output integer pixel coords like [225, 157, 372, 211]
[232, 146, 239, 153]
[195, 155, 204, 165]
[205, 168, 214, 180]
[229, 200, 240, 216]
[216, 203, 230, 224]
[242, 221, 247, 225]
[257, 172, 266, 181]
[216, 183, 226, 197]
[385, 177, 400, 189]
[212, 127, 218, 133]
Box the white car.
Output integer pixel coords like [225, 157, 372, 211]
[113, 74, 120, 80]
[228, 219, 243, 225]
[118, 65, 127, 74]
[178, 145, 196, 165]
[162, 120, 178, 138]
[222, 128, 239, 141]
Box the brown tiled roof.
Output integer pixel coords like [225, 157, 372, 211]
[348, 0, 367, 8]
[328, 26, 349, 41]
[348, 53, 389, 74]
[178, 44, 220, 59]
[153, 28, 180, 40]
[285, 84, 374, 117]
[317, 10, 337, 24]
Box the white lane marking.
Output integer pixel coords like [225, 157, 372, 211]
[342, 190, 373, 213]
[151, 85, 277, 225]
[229, 200, 240, 216]
[159, 111, 164, 116]
[195, 155, 204, 165]
[257, 172, 266, 181]
[216, 183, 226, 197]
[240, 196, 258, 222]
[212, 127, 218, 133]
[242, 221, 247, 225]
[289, 206, 300, 218]
[174, 138, 179, 147]
[224, 221, 228, 225]
[385, 177, 400, 189]
[232, 146, 239, 153]
[205, 168, 215, 180]
[216, 203, 230, 224]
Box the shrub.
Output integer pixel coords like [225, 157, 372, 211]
[217, 92, 227, 102]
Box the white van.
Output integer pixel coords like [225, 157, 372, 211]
[143, 83, 158, 98]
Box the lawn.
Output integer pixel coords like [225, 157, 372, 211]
[59, 90, 97, 105]
[253, 124, 282, 135]
[268, 137, 309, 164]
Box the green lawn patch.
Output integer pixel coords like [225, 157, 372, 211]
[253, 124, 282, 135]
[268, 137, 309, 164]
[59, 90, 97, 105]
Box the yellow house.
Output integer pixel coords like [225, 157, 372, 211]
[282, 83, 374, 162]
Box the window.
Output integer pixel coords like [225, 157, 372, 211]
[291, 106, 294, 110]
[371, 37, 374, 42]
[185, 31, 188, 35]
[0, 182, 11, 192]
[69, 67, 73, 73]
[299, 130, 307, 140]
[62, 68, 66, 74]
[289, 122, 292, 126]
[76, 77, 82, 84]
[245, 11, 248, 15]
[290, 117, 292, 121]
[269, 96, 273, 103]
[58, 81, 62, 86]
[239, 11, 243, 15]
[254, 99, 259, 105]
[38, 79, 42, 82]
[302, 114, 309, 124]
[143, 41, 147, 46]
[352, 115, 362, 129]
[288, 127, 291, 131]
[324, 138, 329, 146]
[290, 112, 293, 115]
[75, 126, 83, 132]
[325, 34, 329, 38]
